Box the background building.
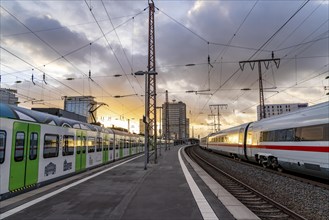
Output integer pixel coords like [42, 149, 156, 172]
[0, 88, 18, 105]
[162, 101, 189, 140]
[257, 103, 308, 120]
[32, 108, 87, 122]
[64, 96, 97, 123]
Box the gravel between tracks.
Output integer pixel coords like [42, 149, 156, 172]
[193, 146, 329, 220]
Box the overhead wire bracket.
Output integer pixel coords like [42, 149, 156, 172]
[31, 69, 36, 85]
[43, 73, 47, 85]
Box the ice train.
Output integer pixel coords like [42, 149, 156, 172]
[200, 101, 329, 180]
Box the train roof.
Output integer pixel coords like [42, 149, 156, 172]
[207, 122, 252, 138]
[253, 101, 329, 130]
[0, 103, 104, 132]
[202, 101, 328, 138]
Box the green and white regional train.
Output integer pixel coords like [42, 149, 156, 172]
[0, 103, 144, 200]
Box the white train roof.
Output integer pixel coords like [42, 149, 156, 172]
[204, 101, 328, 137]
[252, 101, 328, 131]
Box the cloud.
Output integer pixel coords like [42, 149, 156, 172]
[1, 1, 328, 136]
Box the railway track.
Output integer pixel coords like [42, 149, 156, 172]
[186, 146, 307, 220]
[207, 148, 329, 190]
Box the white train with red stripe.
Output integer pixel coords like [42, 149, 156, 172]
[200, 101, 329, 180]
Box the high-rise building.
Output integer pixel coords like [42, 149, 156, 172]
[139, 118, 145, 135]
[0, 88, 18, 105]
[162, 101, 189, 140]
[64, 96, 97, 123]
[257, 103, 308, 120]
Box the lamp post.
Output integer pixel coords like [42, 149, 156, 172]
[134, 70, 157, 169]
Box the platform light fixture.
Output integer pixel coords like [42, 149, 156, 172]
[113, 94, 138, 98]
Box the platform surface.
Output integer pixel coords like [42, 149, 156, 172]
[0, 145, 255, 220]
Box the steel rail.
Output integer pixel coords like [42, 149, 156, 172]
[186, 146, 307, 220]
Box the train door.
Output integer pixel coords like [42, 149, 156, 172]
[129, 138, 132, 156]
[115, 137, 119, 160]
[102, 135, 109, 163]
[9, 122, 40, 191]
[75, 133, 81, 171]
[75, 131, 86, 172]
[119, 137, 124, 158]
[238, 127, 244, 156]
[81, 135, 87, 169]
[109, 135, 114, 161]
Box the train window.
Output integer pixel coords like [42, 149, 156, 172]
[87, 137, 95, 153]
[246, 130, 252, 145]
[29, 132, 38, 160]
[43, 134, 59, 158]
[238, 128, 244, 144]
[324, 124, 329, 141]
[96, 137, 102, 152]
[0, 131, 6, 164]
[76, 136, 81, 154]
[14, 132, 25, 162]
[276, 129, 294, 142]
[300, 125, 324, 141]
[63, 135, 74, 156]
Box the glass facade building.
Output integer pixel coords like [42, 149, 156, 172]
[64, 96, 97, 123]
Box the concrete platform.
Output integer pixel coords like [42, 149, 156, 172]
[0, 145, 259, 220]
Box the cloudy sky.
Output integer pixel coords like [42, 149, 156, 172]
[1, 0, 328, 137]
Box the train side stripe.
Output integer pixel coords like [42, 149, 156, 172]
[248, 145, 329, 152]
[208, 143, 329, 152]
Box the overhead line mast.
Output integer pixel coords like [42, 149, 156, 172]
[239, 53, 280, 120]
[147, 0, 157, 163]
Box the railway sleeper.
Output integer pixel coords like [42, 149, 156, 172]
[228, 188, 249, 191]
[256, 213, 289, 219]
[233, 192, 253, 195]
[240, 197, 262, 202]
[236, 194, 257, 198]
[249, 204, 274, 209]
[242, 201, 267, 205]
[255, 209, 282, 213]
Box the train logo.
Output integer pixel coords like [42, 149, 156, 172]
[44, 162, 56, 176]
[63, 160, 72, 171]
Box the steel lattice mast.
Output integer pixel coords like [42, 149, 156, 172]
[165, 90, 169, 150]
[239, 55, 280, 120]
[147, 0, 157, 163]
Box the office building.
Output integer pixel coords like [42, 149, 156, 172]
[0, 88, 18, 105]
[162, 101, 189, 140]
[32, 108, 87, 123]
[257, 103, 308, 120]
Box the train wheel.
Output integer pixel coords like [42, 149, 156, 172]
[260, 158, 267, 168]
